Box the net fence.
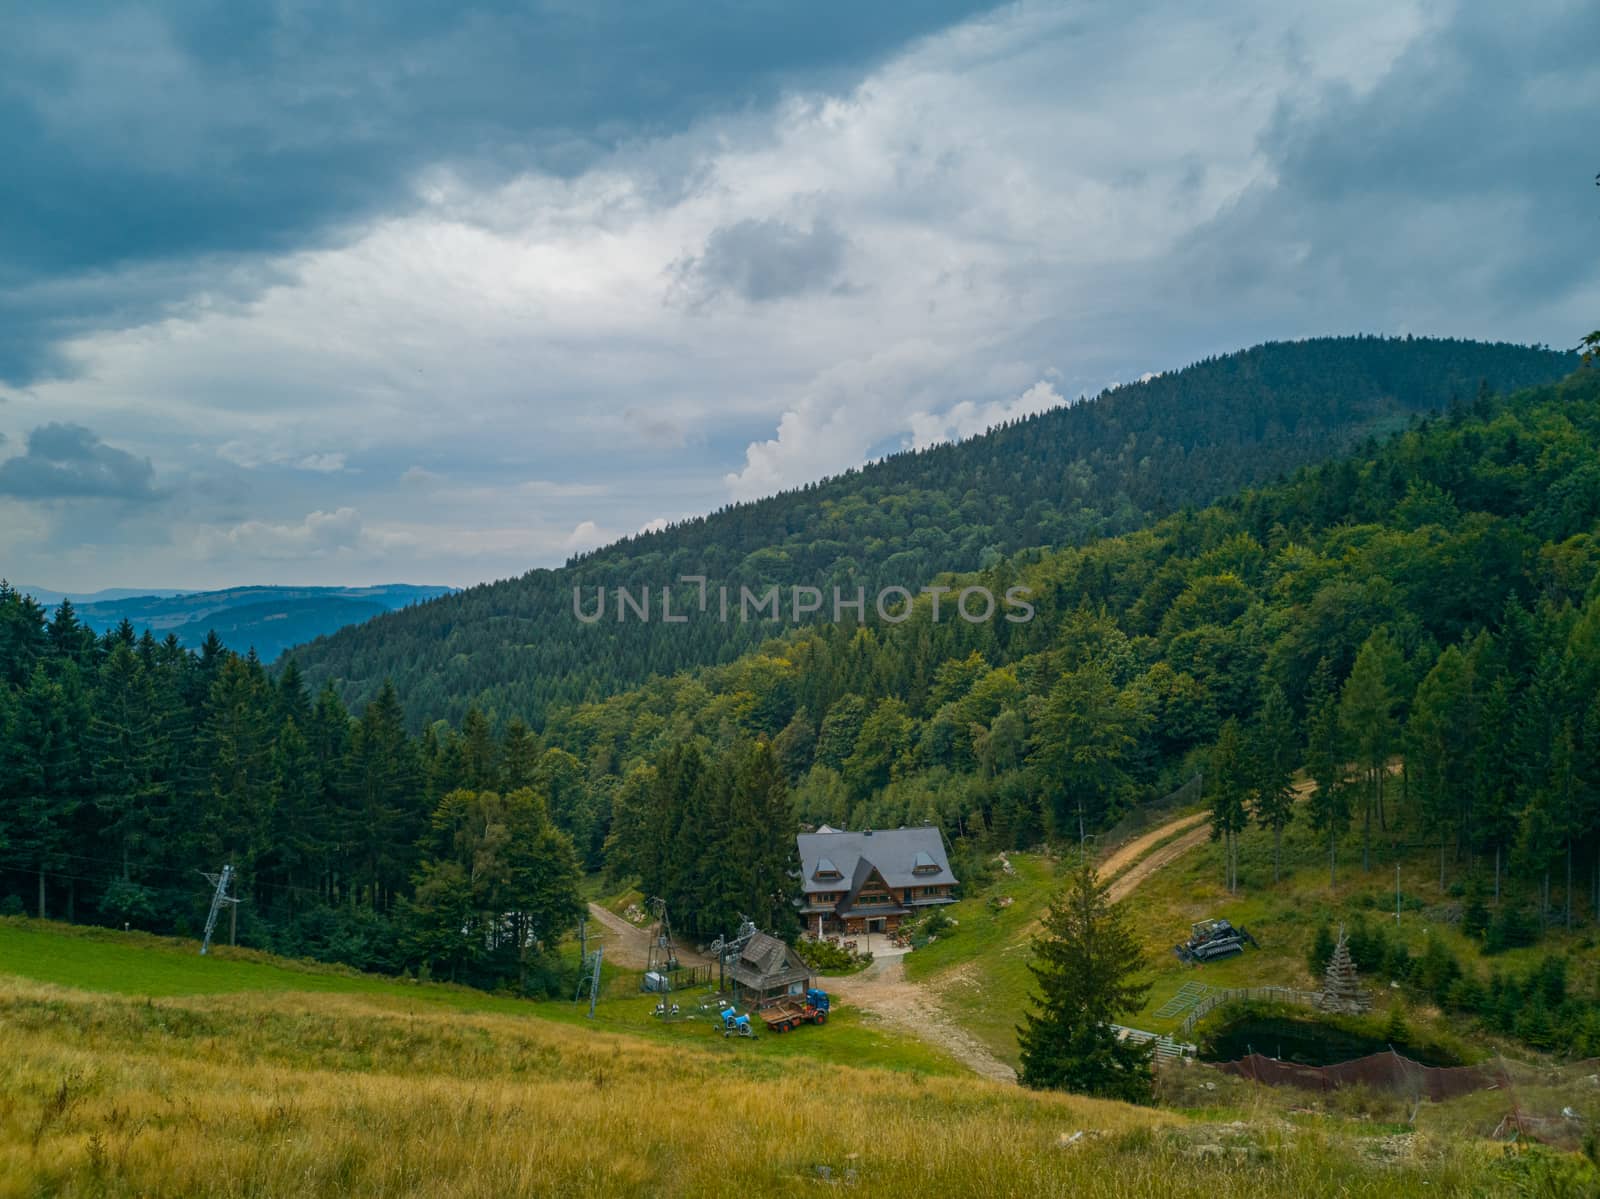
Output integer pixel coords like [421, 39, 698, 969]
[1216, 1050, 1501, 1101]
[1211, 1051, 1600, 1148]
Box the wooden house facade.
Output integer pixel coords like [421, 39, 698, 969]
[796, 826, 958, 937]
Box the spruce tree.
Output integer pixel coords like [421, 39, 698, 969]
[1250, 684, 1297, 883]
[89, 642, 162, 880]
[1306, 658, 1350, 886]
[1208, 719, 1249, 892]
[343, 681, 420, 910]
[194, 654, 276, 912]
[269, 716, 324, 912]
[13, 665, 79, 918]
[1408, 643, 1477, 888]
[1341, 630, 1399, 871]
[1018, 861, 1152, 1101]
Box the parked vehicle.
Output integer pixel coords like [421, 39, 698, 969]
[1174, 918, 1258, 964]
[758, 989, 831, 1033]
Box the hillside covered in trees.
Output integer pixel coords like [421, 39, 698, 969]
[289, 337, 1575, 728]
[559, 362, 1600, 933]
[4, 351, 1599, 1008]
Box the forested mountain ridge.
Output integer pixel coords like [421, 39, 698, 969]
[288, 336, 1575, 727]
[560, 362, 1600, 897]
[22, 584, 458, 661]
[4, 356, 1599, 1000]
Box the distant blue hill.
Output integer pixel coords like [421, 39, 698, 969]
[13, 584, 457, 661]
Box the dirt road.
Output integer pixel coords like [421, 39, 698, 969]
[821, 953, 1018, 1084]
[1106, 820, 1213, 903]
[584, 903, 710, 970]
[1100, 811, 1209, 894]
[825, 807, 1225, 1084]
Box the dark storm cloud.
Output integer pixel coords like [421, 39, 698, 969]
[1172, 1, 1599, 325]
[0, 0, 999, 384]
[675, 217, 851, 304]
[0, 423, 159, 500]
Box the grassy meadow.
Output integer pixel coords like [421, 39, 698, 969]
[2, 961, 1586, 1198]
[5, 813, 1600, 1198]
[0, 918, 959, 1077]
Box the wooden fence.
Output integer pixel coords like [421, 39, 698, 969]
[1178, 986, 1322, 1036]
[606, 963, 714, 997]
[1109, 1023, 1196, 1061]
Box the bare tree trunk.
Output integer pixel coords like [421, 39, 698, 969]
[1274, 825, 1283, 885]
[1494, 845, 1501, 904]
[1440, 842, 1446, 892]
[1565, 843, 1572, 932]
[1362, 782, 1373, 873]
[37, 869, 46, 920]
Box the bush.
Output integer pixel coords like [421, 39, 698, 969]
[1345, 918, 1392, 977]
[1382, 1002, 1411, 1045]
[100, 879, 159, 929]
[1460, 882, 1490, 939]
[1484, 906, 1539, 953]
[0, 895, 24, 918]
[1409, 936, 1461, 1004]
[1307, 923, 1335, 978]
[795, 937, 872, 973]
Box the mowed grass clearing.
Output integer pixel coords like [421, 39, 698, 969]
[0, 917, 959, 1076]
[902, 851, 1062, 1068]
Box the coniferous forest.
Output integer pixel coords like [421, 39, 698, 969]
[290, 336, 1575, 728]
[4, 343, 1600, 1019]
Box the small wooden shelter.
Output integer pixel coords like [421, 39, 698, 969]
[727, 932, 812, 1008]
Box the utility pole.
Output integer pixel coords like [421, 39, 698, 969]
[1395, 863, 1401, 924]
[199, 864, 238, 956]
[575, 943, 603, 1017]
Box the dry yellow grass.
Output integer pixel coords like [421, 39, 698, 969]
[0, 976, 1574, 1198]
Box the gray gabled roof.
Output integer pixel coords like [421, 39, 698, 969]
[796, 826, 957, 894]
[727, 931, 812, 990]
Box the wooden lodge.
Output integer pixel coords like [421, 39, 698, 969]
[796, 825, 958, 937]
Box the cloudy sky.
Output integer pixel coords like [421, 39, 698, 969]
[3, 0, 1596, 592]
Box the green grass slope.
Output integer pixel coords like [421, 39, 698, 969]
[0, 918, 958, 1076]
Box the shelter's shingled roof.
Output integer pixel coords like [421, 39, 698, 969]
[727, 932, 812, 992]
